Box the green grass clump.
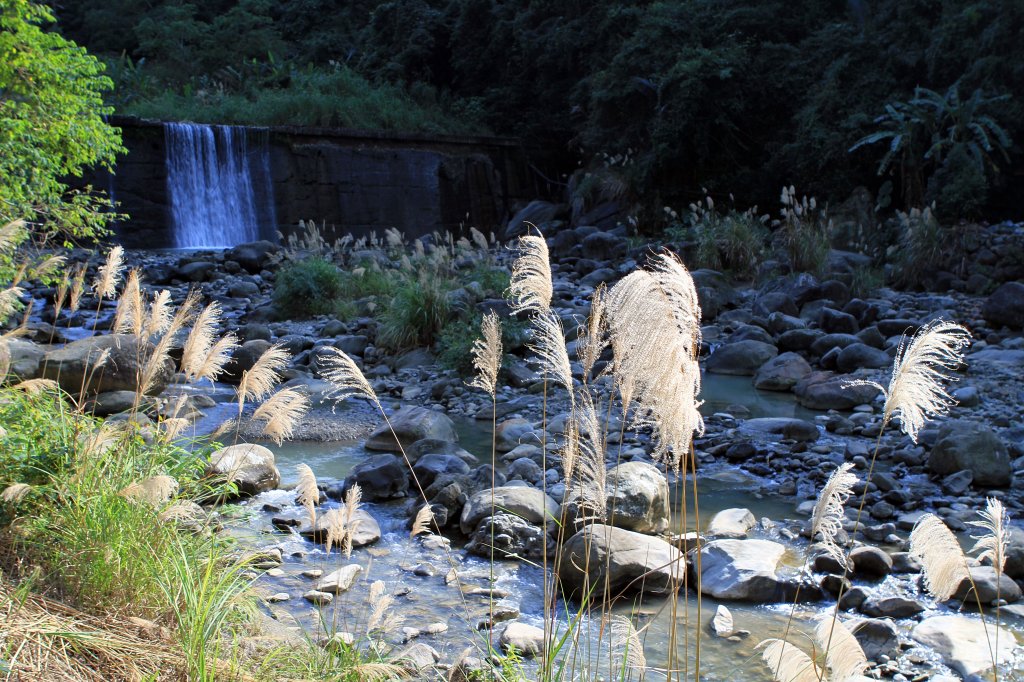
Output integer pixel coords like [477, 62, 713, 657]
[273, 257, 346, 317]
[378, 274, 453, 352]
[438, 312, 528, 376]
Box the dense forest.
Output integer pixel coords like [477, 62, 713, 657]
[48, 1, 1024, 218]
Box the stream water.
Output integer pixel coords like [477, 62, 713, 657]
[214, 376, 1024, 680]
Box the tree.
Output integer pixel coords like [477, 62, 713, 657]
[0, 0, 123, 249]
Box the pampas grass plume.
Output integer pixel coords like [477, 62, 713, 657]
[94, 245, 125, 299]
[816, 616, 868, 681]
[610, 615, 646, 672]
[237, 343, 290, 413]
[508, 233, 552, 314]
[1, 483, 31, 504]
[252, 386, 309, 445]
[969, 497, 1010, 572]
[910, 513, 970, 602]
[319, 347, 380, 408]
[811, 462, 858, 569]
[468, 310, 502, 397]
[411, 505, 434, 538]
[295, 463, 318, 527]
[757, 639, 821, 682]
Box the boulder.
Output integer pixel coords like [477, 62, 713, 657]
[43, 334, 174, 396]
[928, 420, 1012, 487]
[316, 565, 363, 594]
[847, 617, 900, 661]
[205, 443, 280, 496]
[794, 372, 882, 410]
[4, 338, 45, 380]
[364, 406, 457, 451]
[406, 438, 476, 465]
[698, 539, 788, 601]
[499, 622, 545, 658]
[753, 352, 813, 391]
[342, 454, 409, 500]
[860, 595, 924, 618]
[412, 454, 471, 488]
[227, 240, 280, 273]
[301, 509, 381, 548]
[912, 615, 1017, 679]
[820, 307, 859, 334]
[604, 461, 671, 534]
[706, 340, 779, 376]
[557, 524, 685, 598]
[981, 282, 1024, 329]
[460, 486, 559, 535]
[739, 417, 819, 442]
[494, 418, 539, 453]
[222, 339, 274, 383]
[706, 508, 757, 539]
[836, 343, 891, 373]
[465, 512, 553, 560]
[1003, 528, 1024, 580]
[504, 201, 565, 240]
[849, 546, 892, 579]
[953, 566, 1022, 605]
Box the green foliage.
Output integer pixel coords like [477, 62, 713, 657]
[437, 312, 527, 377]
[850, 85, 1012, 215]
[669, 196, 768, 280]
[378, 274, 452, 352]
[0, 0, 123, 243]
[777, 186, 832, 276]
[273, 257, 345, 317]
[889, 205, 949, 290]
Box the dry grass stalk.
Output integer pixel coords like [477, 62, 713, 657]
[159, 417, 190, 440]
[529, 309, 576, 403]
[366, 580, 402, 634]
[910, 513, 970, 602]
[2, 482, 31, 504]
[69, 264, 87, 312]
[0, 219, 25, 252]
[410, 505, 434, 538]
[351, 662, 412, 681]
[610, 615, 647, 673]
[31, 254, 66, 282]
[180, 302, 221, 380]
[508, 233, 553, 314]
[577, 283, 609, 381]
[119, 475, 179, 507]
[470, 226, 489, 252]
[606, 253, 703, 469]
[112, 269, 143, 335]
[757, 639, 822, 682]
[237, 344, 290, 414]
[816, 616, 867, 681]
[319, 347, 381, 409]
[53, 274, 70, 320]
[849, 320, 970, 443]
[251, 386, 310, 445]
[0, 285, 24, 321]
[810, 463, 858, 569]
[468, 310, 502, 397]
[970, 497, 1010, 572]
[139, 291, 199, 396]
[295, 463, 319, 528]
[10, 378, 60, 395]
[570, 391, 607, 519]
[143, 289, 173, 337]
[195, 333, 239, 384]
[93, 245, 125, 300]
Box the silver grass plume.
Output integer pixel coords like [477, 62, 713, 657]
[195, 333, 239, 384]
[69, 264, 87, 312]
[1, 483, 31, 504]
[0, 286, 23, 322]
[30, 254, 65, 281]
[295, 463, 319, 527]
[159, 417, 189, 440]
[849, 320, 970, 443]
[569, 390, 607, 519]
[810, 463, 858, 569]
[610, 615, 646, 674]
[757, 639, 822, 682]
[180, 302, 221, 381]
[93, 245, 125, 299]
[577, 283, 609, 381]
[252, 386, 310, 445]
[468, 310, 502, 397]
[143, 289, 173, 337]
[0, 220, 25, 253]
[411, 505, 434, 538]
[120, 475, 179, 507]
[237, 344, 290, 415]
[54, 274, 69, 320]
[606, 253, 703, 469]
[508, 234, 552, 315]
[367, 580, 403, 634]
[969, 497, 1009, 573]
[112, 269, 143, 335]
[816, 616, 867, 681]
[910, 513, 970, 602]
[319, 347, 381, 410]
[139, 291, 198, 396]
[11, 378, 59, 395]
[529, 309, 575, 404]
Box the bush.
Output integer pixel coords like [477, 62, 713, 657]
[377, 274, 452, 352]
[438, 312, 528, 376]
[673, 196, 768, 279]
[273, 257, 345, 317]
[776, 186, 832, 276]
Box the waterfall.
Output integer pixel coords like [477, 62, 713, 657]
[164, 122, 276, 248]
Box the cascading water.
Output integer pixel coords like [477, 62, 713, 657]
[164, 122, 277, 248]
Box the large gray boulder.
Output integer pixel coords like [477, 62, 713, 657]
[912, 615, 1017, 679]
[504, 200, 565, 240]
[753, 352, 813, 391]
[706, 340, 778, 376]
[706, 508, 757, 539]
[364, 406, 457, 451]
[460, 486, 560, 535]
[846, 617, 900, 661]
[465, 512, 553, 560]
[300, 509, 381, 548]
[342, 454, 409, 500]
[604, 461, 671, 534]
[698, 539, 787, 601]
[43, 334, 174, 396]
[953, 566, 1022, 605]
[557, 524, 685, 598]
[981, 282, 1024, 330]
[4, 338, 45, 380]
[739, 417, 819, 442]
[205, 443, 280, 496]
[794, 371, 882, 410]
[226, 240, 280, 273]
[927, 420, 1011, 487]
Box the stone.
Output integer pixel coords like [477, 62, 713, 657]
[849, 546, 892, 579]
[342, 454, 409, 500]
[557, 524, 685, 598]
[303, 590, 333, 605]
[836, 343, 891, 373]
[753, 352, 813, 391]
[698, 539, 787, 601]
[412, 453, 471, 488]
[604, 461, 671, 534]
[364, 406, 457, 451]
[981, 282, 1024, 329]
[205, 443, 280, 496]
[406, 438, 476, 465]
[928, 420, 1012, 487]
[820, 307, 859, 334]
[706, 340, 779, 376]
[1004, 528, 1024, 580]
[794, 372, 882, 410]
[504, 200, 565, 240]
[711, 604, 735, 637]
[222, 339, 274, 383]
[43, 334, 174, 396]
[707, 508, 757, 539]
[809, 333, 862, 357]
[494, 418, 539, 453]
[953, 566, 1022, 606]
[465, 512, 553, 560]
[738, 417, 819, 442]
[316, 565, 363, 594]
[227, 240, 280, 274]
[499, 622, 545, 658]
[392, 642, 441, 670]
[860, 595, 924, 618]
[912, 615, 1017, 678]
[4, 338, 45, 380]
[460, 486, 560, 535]
[300, 509, 381, 548]
[847, 617, 900, 661]
[89, 390, 141, 416]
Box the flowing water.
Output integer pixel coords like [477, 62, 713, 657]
[164, 122, 277, 248]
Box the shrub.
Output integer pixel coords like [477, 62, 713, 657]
[776, 186, 831, 276]
[678, 196, 768, 279]
[273, 257, 345, 317]
[889, 205, 948, 290]
[377, 274, 452, 352]
[438, 312, 528, 376]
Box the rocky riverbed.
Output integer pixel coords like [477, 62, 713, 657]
[7, 224, 1024, 680]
